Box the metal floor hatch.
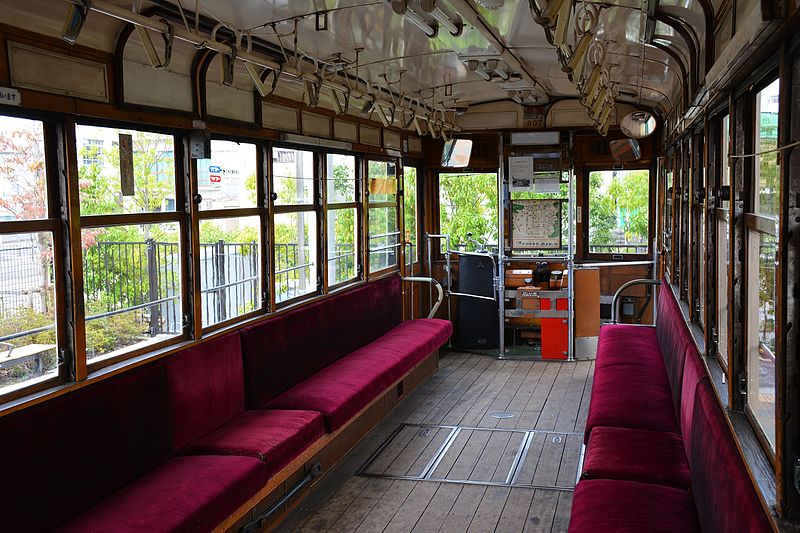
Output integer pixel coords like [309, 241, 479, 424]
[357, 423, 584, 491]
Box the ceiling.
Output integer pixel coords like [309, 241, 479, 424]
[4, 0, 718, 127]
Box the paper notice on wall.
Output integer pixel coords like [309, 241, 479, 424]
[509, 156, 534, 192]
[118, 133, 134, 197]
[534, 177, 560, 193]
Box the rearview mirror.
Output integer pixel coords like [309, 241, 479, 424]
[441, 139, 473, 167]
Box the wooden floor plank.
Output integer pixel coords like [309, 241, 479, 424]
[278, 353, 592, 533]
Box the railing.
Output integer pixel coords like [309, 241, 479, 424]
[589, 244, 649, 254]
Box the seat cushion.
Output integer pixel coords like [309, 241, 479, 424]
[690, 383, 773, 533]
[240, 276, 403, 408]
[655, 280, 694, 411]
[0, 363, 172, 532]
[584, 351, 680, 442]
[568, 479, 700, 533]
[595, 324, 661, 369]
[58, 455, 267, 533]
[179, 410, 326, 477]
[165, 333, 246, 452]
[263, 319, 451, 432]
[582, 426, 690, 489]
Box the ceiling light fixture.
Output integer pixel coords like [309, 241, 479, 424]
[420, 0, 464, 36]
[390, 0, 438, 37]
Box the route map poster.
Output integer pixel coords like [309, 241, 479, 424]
[511, 199, 562, 249]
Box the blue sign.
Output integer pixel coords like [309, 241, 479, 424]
[209, 165, 222, 173]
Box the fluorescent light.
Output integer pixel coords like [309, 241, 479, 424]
[403, 9, 437, 37]
[420, 0, 463, 36]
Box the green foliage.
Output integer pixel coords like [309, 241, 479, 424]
[439, 173, 498, 250]
[589, 170, 649, 250]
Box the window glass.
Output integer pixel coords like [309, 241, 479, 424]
[368, 207, 399, 272]
[0, 232, 57, 394]
[82, 223, 181, 362]
[0, 116, 48, 221]
[403, 167, 418, 261]
[589, 170, 650, 255]
[76, 125, 176, 216]
[326, 154, 356, 204]
[327, 208, 357, 285]
[199, 216, 261, 326]
[368, 160, 397, 203]
[197, 140, 257, 210]
[439, 172, 498, 253]
[746, 230, 777, 449]
[273, 148, 314, 206]
[716, 217, 729, 367]
[721, 114, 730, 209]
[274, 212, 317, 302]
[754, 79, 780, 219]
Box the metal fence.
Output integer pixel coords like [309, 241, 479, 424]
[0, 239, 54, 318]
[199, 241, 259, 326]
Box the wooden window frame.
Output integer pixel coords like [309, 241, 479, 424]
[365, 155, 402, 279]
[194, 135, 268, 334]
[323, 150, 363, 292]
[74, 119, 190, 373]
[583, 165, 654, 262]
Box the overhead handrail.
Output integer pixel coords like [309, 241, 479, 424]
[611, 279, 661, 324]
[403, 277, 444, 319]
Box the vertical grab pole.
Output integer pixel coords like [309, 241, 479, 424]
[406, 242, 414, 319]
[445, 235, 452, 326]
[567, 131, 575, 361]
[426, 234, 433, 314]
[497, 133, 506, 359]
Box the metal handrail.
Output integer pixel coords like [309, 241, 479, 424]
[611, 279, 661, 324]
[447, 250, 499, 303]
[403, 277, 444, 319]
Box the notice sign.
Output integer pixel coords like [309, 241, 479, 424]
[511, 199, 562, 249]
[509, 156, 534, 192]
[523, 105, 545, 129]
[118, 133, 134, 196]
[0, 86, 21, 106]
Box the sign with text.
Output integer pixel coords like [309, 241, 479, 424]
[118, 133, 134, 196]
[0, 86, 21, 106]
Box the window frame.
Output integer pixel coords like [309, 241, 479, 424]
[74, 119, 190, 373]
[583, 165, 654, 262]
[194, 135, 268, 333]
[402, 159, 423, 272]
[323, 149, 363, 292]
[741, 73, 782, 460]
[365, 155, 402, 279]
[269, 143, 322, 307]
[713, 110, 731, 372]
[0, 110, 68, 402]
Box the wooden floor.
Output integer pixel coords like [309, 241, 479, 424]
[278, 352, 594, 533]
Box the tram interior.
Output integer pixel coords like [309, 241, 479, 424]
[0, 0, 798, 531]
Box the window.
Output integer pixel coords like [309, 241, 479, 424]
[273, 148, 318, 302]
[588, 169, 650, 256]
[754, 79, 780, 218]
[403, 166, 418, 263]
[76, 124, 184, 366]
[367, 159, 400, 273]
[325, 154, 359, 287]
[197, 140, 263, 328]
[439, 172, 498, 253]
[0, 116, 61, 398]
[716, 114, 730, 368]
[744, 79, 780, 451]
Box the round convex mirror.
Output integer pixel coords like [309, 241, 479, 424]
[620, 111, 657, 139]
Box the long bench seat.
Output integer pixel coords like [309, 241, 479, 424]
[0, 275, 452, 532]
[569, 280, 772, 532]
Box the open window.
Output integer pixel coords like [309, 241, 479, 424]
[587, 169, 651, 259]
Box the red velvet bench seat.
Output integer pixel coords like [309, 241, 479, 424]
[570, 280, 773, 532]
